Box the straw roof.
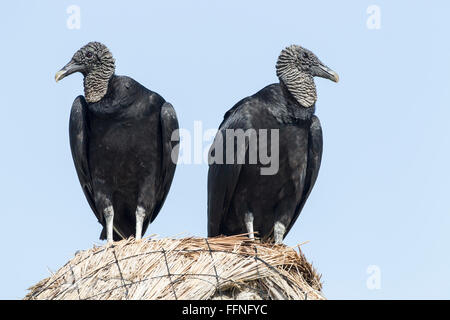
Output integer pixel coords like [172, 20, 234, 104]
[25, 235, 324, 300]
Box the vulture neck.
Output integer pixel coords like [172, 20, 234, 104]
[276, 60, 316, 108]
[84, 64, 115, 103]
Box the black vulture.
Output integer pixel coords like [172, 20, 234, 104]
[207, 45, 338, 244]
[55, 42, 179, 243]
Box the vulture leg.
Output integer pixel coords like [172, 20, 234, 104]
[104, 206, 114, 244]
[274, 221, 286, 244]
[134, 176, 156, 240]
[244, 212, 255, 240]
[95, 191, 115, 244]
[135, 206, 146, 240]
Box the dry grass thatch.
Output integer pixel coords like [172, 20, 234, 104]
[25, 235, 324, 300]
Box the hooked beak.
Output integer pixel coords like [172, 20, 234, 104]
[55, 60, 85, 82]
[313, 64, 339, 83]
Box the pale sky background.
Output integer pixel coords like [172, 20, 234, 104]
[1, 1, 449, 299]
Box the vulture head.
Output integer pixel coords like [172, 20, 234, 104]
[276, 45, 338, 108]
[55, 42, 116, 103]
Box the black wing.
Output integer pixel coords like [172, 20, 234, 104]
[69, 96, 102, 224]
[148, 102, 179, 225]
[207, 108, 249, 237]
[285, 115, 323, 236]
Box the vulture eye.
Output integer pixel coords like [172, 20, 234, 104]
[85, 52, 93, 59]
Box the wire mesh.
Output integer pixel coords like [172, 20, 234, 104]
[25, 235, 323, 300]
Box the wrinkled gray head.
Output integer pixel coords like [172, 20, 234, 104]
[55, 42, 116, 103]
[276, 45, 338, 107]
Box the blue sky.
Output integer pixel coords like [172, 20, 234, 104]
[1, 0, 449, 299]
